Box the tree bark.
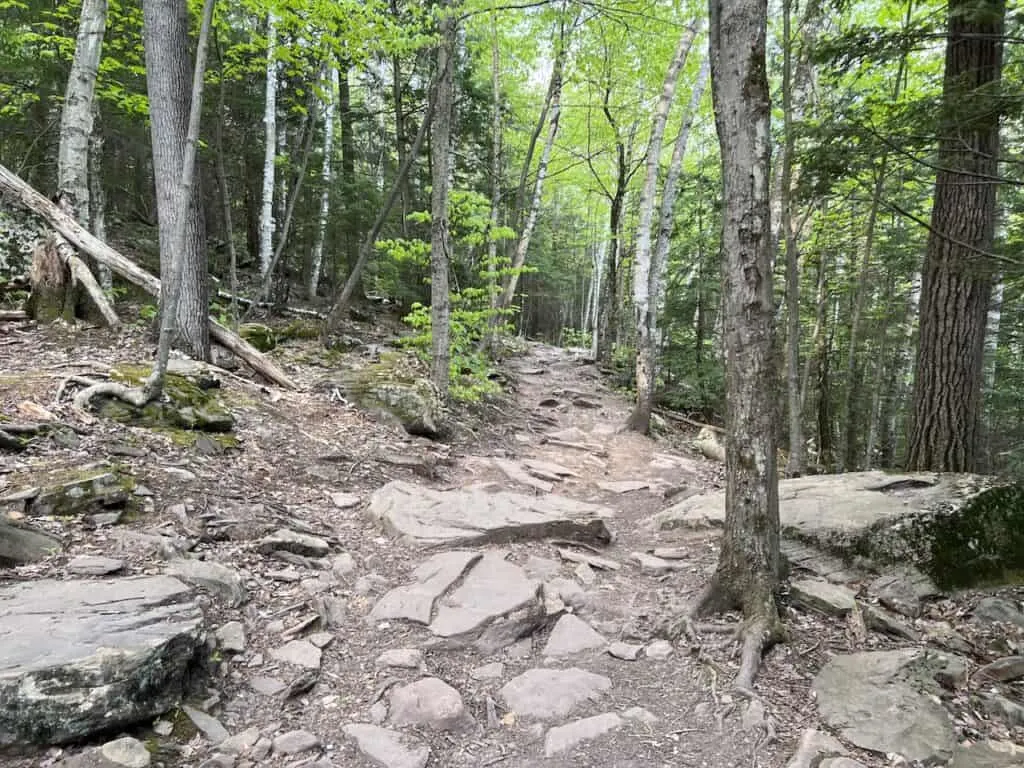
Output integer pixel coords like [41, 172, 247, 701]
[307, 64, 338, 299]
[258, 10, 278, 278]
[142, 0, 210, 361]
[429, 8, 456, 399]
[214, 41, 239, 327]
[906, 0, 1004, 472]
[680, 0, 782, 693]
[627, 24, 702, 433]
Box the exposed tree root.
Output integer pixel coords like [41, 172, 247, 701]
[72, 380, 153, 411]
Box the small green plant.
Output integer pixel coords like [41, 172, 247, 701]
[560, 328, 592, 349]
[138, 303, 158, 322]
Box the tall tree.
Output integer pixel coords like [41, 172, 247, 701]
[142, 0, 210, 360]
[906, 0, 1005, 472]
[307, 64, 338, 299]
[627, 19, 701, 433]
[673, 0, 782, 693]
[258, 9, 278, 278]
[430, 5, 456, 398]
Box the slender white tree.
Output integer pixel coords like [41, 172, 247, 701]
[307, 65, 338, 299]
[258, 9, 278, 277]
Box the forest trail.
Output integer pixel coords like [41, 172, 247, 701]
[3, 327, 1016, 768]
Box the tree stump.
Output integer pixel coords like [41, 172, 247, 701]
[26, 235, 75, 323]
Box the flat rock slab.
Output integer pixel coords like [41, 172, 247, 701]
[0, 517, 61, 565]
[544, 712, 623, 757]
[389, 677, 470, 731]
[500, 667, 612, 720]
[343, 724, 429, 768]
[66, 554, 126, 576]
[1, 467, 131, 518]
[0, 576, 203, 747]
[543, 614, 607, 656]
[370, 551, 480, 624]
[257, 529, 330, 558]
[367, 480, 614, 547]
[947, 739, 1024, 768]
[597, 480, 650, 494]
[790, 579, 856, 616]
[812, 649, 957, 764]
[651, 472, 985, 580]
[430, 553, 540, 637]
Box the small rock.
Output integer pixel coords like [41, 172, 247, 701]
[164, 467, 197, 482]
[790, 579, 856, 616]
[506, 637, 532, 659]
[597, 480, 649, 494]
[329, 492, 361, 509]
[182, 705, 229, 745]
[544, 712, 623, 756]
[607, 641, 643, 661]
[543, 614, 606, 656]
[153, 719, 173, 736]
[784, 729, 848, 768]
[645, 640, 674, 660]
[741, 698, 766, 731]
[308, 632, 334, 649]
[869, 569, 939, 618]
[622, 706, 658, 725]
[523, 555, 561, 580]
[250, 737, 272, 760]
[972, 596, 1024, 628]
[215, 621, 246, 653]
[258, 529, 330, 558]
[250, 676, 286, 696]
[101, 737, 151, 768]
[355, 574, 390, 595]
[219, 727, 261, 755]
[66, 555, 125, 576]
[546, 577, 586, 608]
[470, 662, 504, 680]
[982, 693, 1024, 727]
[389, 678, 470, 731]
[948, 739, 1024, 768]
[343, 723, 429, 768]
[500, 668, 612, 720]
[266, 568, 301, 582]
[860, 602, 920, 641]
[272, 729, 319, 755]
[369, 701, 388, 724]
[270, 640, 322, 669]
[630, 552, 683, 574]
[974, 656, 1024, 684]
[331, 553, 357, 578]
[651, 547, 688, 560]
[820, 760, 869, 768]
[574, 562, 597, 585]
[166, 557, 247, 607]
[375, 648, 423, 670]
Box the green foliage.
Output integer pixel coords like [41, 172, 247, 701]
[559, 328, 591, 349]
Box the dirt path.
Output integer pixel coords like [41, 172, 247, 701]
[0, 328, 840, 768]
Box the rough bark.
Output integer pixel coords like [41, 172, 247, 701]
[429, 8, 456, 399]
[214, 43, 239, 326]
[675, 0, 783, 693]
[87, 103, 111, 291]
[142, 0, 209, 361]
[906, 0, 1004, 472]
[627, 25, 703, 434]
[337, 64, 357, 277]
[307, 65, 338, 299]
[258, 11, 278, 278]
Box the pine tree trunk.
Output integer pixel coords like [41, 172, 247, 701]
[258, 11, 278, 278]
[429, 9, 456, 399]
[142, 0, 210, 361]
[906, 0, 1004, 472]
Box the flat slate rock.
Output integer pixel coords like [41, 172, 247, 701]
[500, 667, 612, 720]
[544, 712, 623, 757]
[543, 614, 607, 656]
[790, 579, 856, 616]
[0, 517, 61, 565]
[597, 480, 650, 494]
[812, 649, 957, 764]
[367, 480, 613, 547]
[0, 576, 203, 747]
[370, 551, 481, 624]
[430, 553, 540, 637]
[947, 739, 1024, 768]
[66, 554, 125, 576]
[343, 723, 429, 768]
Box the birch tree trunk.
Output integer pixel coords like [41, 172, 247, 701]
[430, 8, 456, 399]
[258, 11, 278, 277]
[87, 103, 111, 291]
[627, 23, 702, 433]
[307, 64, 338, 299]
[677, 0, 782, 693]
[58, 0, 107, 224]
[497, 25, 568, 310]
[142, 0, 210, 360]
[484, 7, 503, 345]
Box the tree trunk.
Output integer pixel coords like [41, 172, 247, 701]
[497, 23, 568, 311]
[429, 8, 456, 399]
[307, 65, 338, 299]
[686, 0, 782, 693]
[258, 11, 278, 278]
[627, 24, 702, 433]
[484, 8, 503, 345]
[58, 0, 107, 223]
[146, 0, 216, 399]
[337, 64, 357, 279]
[906, 0, 1004, 472]
[214, 44, 239, 327]
[88, 103, 111, 291]
[142, 0, 210, 361]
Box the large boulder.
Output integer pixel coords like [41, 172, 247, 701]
[0, 576, 204, 747]
[650, 472, 1016, 589]
[0, 464, 134, 518]
[339, 353, 444, 437]
[96, 364, 234, 434]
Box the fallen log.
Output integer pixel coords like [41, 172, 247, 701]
[214, 290, 325, 320]
[0, 163, 296, 389]
[0, 310, 28, 321]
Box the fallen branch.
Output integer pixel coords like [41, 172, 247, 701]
[656, 409, 723, 433]
[214, 290, 324, 320]
[0, 162, 295, 389]
[0, 310, 28, 321]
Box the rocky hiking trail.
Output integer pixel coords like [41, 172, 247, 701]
[2, 323, 1023, 768]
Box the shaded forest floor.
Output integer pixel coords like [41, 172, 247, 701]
[1, 307, 1021, 768]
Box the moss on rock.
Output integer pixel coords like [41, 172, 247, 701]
[99, 364, 235, 434]
[239, 323, 276, 352]
[343, 352, 445, 438]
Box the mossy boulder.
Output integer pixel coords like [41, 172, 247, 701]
[98, 364, 235, 433]
[341, 353, 445, 438]
[0, 464, 134, 518]
[239, 323, 277, 352]
[279, 319, 323, 341]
